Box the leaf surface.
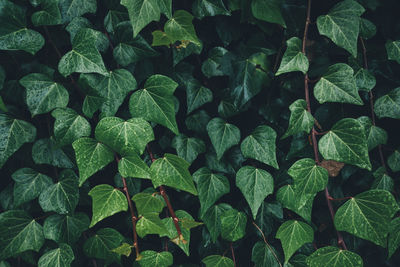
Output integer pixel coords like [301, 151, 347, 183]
[202, 255, 234, 267]
[138, 250, 173, 267]
[83, 228, 123, 264]
[374, 87, 400, 119]
[276, 37, 308, 75]
[207, 117, 240, 160]
[282, 99, 314, 139]
[43, 213, 89, 244]
[38, 243, 74, 267]
[220, 209, 247, 242]
[306, 246, 363, 267]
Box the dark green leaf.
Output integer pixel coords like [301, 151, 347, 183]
[282, 99, 314, 139]
[38, 243, 74, 267]
[374, 87, 400, 119]
[202, 255, 234, 267]
[386, 40, 400, 64]
[59, 0, 96, 23]
[372, 167, 394, 191]
[357, 116, 387, 151]
[207, 117, 240, 160]
[251, 0, 286, 27]
[193, 0, 230, 19]
[359, 18, 376, 39]
[171, 134, 206, 163]
[388, 217, 400, 258]
[138, 250, 173, 267]
[118, 153, 151, 179]
[202, 203, 232, 242]
[354, 68, 376, 91]
[201, 47, 232, 78]
[43, 213, 90, 244]
[32, 138, 74, 168]
[276, 37, 308, 75]
[306, 246, 363, 267]
[186, 79, 213, 114]
[31, 0, 62, 26]
[388, 148, 400, 172]
[220, 208, 247, 242]
[132, 192, 165, 215]
[83, 228, 123, 264]
[164, 10, 200, 46]
[251, 241, 280, 267]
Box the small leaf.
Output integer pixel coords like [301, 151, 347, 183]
[118, 154, 150, 179]
[207, 118, 240, 160]
[276, 37, 308, 76]
[38, 243, 74, 267]
[137, 212, 169, 238]
[202, 203, 232, 242]
[201, 47, 232, 78]
[372, 167, 394, 191]
[220, 209, 247, 242]
[202, 255, 234, 267]
[357, 116, 387, 151]
[241, 125, 278, 169]
[193, 0, 230, 19]
[59, 0, 96, 23]
[306, 246, 363, 267]
[388, 217, 400, 258]
[83, 228, 123, 264]
[251, 0, 286, 27]
[186, 79, 213, 114]
[354, 68, 376, 91]
[138, 250, 173, 267]
[32, 138, 74, 168]
[388, 148, 400, 172]
[31, 0, 62, 26]
[111, 243, 132, 257]
[43, 213, 90, 244]
[386, 40, 400, 64]
[374, 87, 400, 119]
[360, 18, 376, 39]
[236, 166, 274, 219]
[132, 192, 165, 215]
[171, 134, 206, 163]
[276, 220, 314, 263]
[164, 10, 200, 46]
[88, 184, 128, 227]
[251, 241, 280, 267]
[282, 99, 314, 139]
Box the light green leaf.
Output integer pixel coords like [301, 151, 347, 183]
[132, 192, 165, 215]
[72, 137, 114, 186]
[202, 203, 232, 242]
[31, 0, 62, 26]
[306, 246, 363, 267]
[151, 30, 174, 46]
[388, 148, 400, 172]
[386, 40, 400, 64]
[318, 118, 371, 170]
[32, 138, 74, 168]
[334, 189, 399, 247]
[202, 255, 234, 267]
[38, 243, 74, 267]
[83, 228, 123, 264]
[111, 243, 132, 257]
[314, 63, 362, 105]
[88, 184, 128, 227]
[193, 167, 230, 216]
[193, 0, 230, 19]
[316, 0, 365, 57]
[43, 213, 90, 244]
[138, 250, 173, 267]
[357, 116, 387, 151]
[207, 117, 240, 160]
[171, 134, 206, 163]
[276, 220, 314, 263]
[354, 68, 376, 91]
[276, 37, 308, 76]
[118, 153, 150, 179]
[282, 99, 314, 139]
[236, 166, 274, 219]
[95, 117, 154, 155]
[0, 114, 36, 168]
[251, 0, 286, 27]
[388, 217, 400, 258]
[251, 241, 280, 267]
[164, 10, 200, 46]
[0, 0, 45, 54]
[186, 79, 213, 114]
[241, 125, 278, 169]
[51, 108, 91, 147]
[129, 74, 179, 134]
[12, 168, 53, 207]
[0, 210, 44, 260]
[59, 0, 96, 23]
[136, 212, 169, 238]
[374, 87, 400, 119]
[149, 153, 197, 195]
[220, 209, 247, 242]
[19, 73, 69, 116]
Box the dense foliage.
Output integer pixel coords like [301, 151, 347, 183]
[1, 0, 400, 266]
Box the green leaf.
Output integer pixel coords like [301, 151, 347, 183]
[0, 114, 36, 168]
[288, 158, 328, 195]
[202, 203, 232, 242]
[51, 108, 91, 147]
[118, 154, 150, 179]
[372, 167, 394, 191]
[138, 250, 173, 267]
[201, 47, 232, 78]
[58, 28, 108, 77]
[236, 166, 274, 219]
[72, 137, 115, 186]
[149, 153, 197, 195]
[251, 0, 286, 27]
[104, 10, 129, 33]
[318, 118, 371, 170]
[388, 217, 400, 258]
[220, 208, 247, 242]
[374, 87, 400, 119]
[314, 63, 362, 105]
[164, 10, 200, 46]
[306, 246, 363, 267]
[83, 228, 123, 264]
[137, 212, 169, 238]
[186, 79, 213, 114]
[111, 243, 132, 257]
[207, 117, 240, 160]
[12, 168, 53, 207]
[386, 40, 400, 64]
[193, 167, 230, 216]
[39, 169, 79, 214]
[32, 138, 74, 168]
[0, 210, 44, 260]
[251, 241, 280, 267]
[316, 0, 365, 57]
[19, 73, 69, 116]
[38, 243, 74, 267]
[357, 116, 387, 151]
[276, 37, 308, 76]
[95, 117, 154, 155]
[129, 74, 179, 134]
[0, 0, 45, 54]
[171, 134, 206, 163]
[282, 99, 314, 139]
[388, 148, 400, 172]
[334, 189, 399, 247]
[276, 220, 314, 263]
[31, 0, 62, 26]
[59, 0, 96, 23]
[0, 65, 4, 89]
[354, 68, 376, 91]
[193, 0, 230, 19]
[64, 17, 93, 41]
[202, 255, 234, 267]
[132, 192, 165, 215]
[88, 184, 128, 227]
[43, 213, 90, 244]
[151, 30, 174, 46]
[241, 125, 278, 169]
[360, 18, 376, 39]
[185, 110, 211, 135]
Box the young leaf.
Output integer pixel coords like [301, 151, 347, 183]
[357, 116, 387, 151]
[276, 220, 314, 263]
[282, 99, 314, 139]
[306, 246, 363, 267]
[236, 166, 274, 219]
[202, 255, 234, 267]
[149, 153, 198, 195]
[43, 213, 90, 244]
[388, 148, 400, 172]
[186, 79, 213, 114]
[138, 250, 173, 267]
[334, 189, 399, 247]
[72, 137, 114, 186]
[193, 0, 230, 19]
[276, 37, 308, 76]
[201, 203, 232, 242]
[220, 209, 247, 242]
[388, 217, 400, 258]
[374, 87, 400, 119]
[31, 0, 62, 26]
[171, 134, 206, 163]
[164, 10, 201, 46]
[118, 153, 151, 179]
[386, 40, 400, 64]
[111, 243, 132, 257]
[241, 125, 278, 169]
[32, 138, 74, 168]
[207, 117, 240, 160]
[318, 118, 371, 170]
[59, 0, 96, 23]
[83, 228, 123, 264]
[251, 0, 286, 27]
[132, 192, 165, 215]
[136, 212, 169, 238]
[88, 184, 128, 227]
[37, 244, 74, 267]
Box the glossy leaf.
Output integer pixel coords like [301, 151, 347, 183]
[372, 167, 394, 191]
[32, 0, 62, 26]
[306, 246, 363, 267]
[118, 153, 150, 179]
[388, 148, 400, 172]
[32, 138, 74, 168]
[207, 117, 240, 160]
[374, 87, 400, 119]
[357, 116, 387, 151]
[186, 79, 213, 114]
[220, 209, 247, 242]
[137, 212, 169, 238]
[202, 203, 232, 242]
[251, 0, 286, 27]
[164, 10, 200, 46]
[282, 99, 314, 139]
[111, 242, 132, 257]
[138, 250, 173, 267]
[202, 255, 234, 267]
[251, 241, 280, 267]
[59, 0, 96, 23]
[132, 192, 165, 215]
[43, 213, 90, 244]
[201, 47, 232, 78]
[171, 134, 206, 163]
[83, 228, 123, 264]
[354, 68, 376, 91]
[386, 40, 400, 64]
[276, 37, 308, 76]
[38, 243, 74, 267]
[193, 0, 230, 19]
[388, 217, 400, 258]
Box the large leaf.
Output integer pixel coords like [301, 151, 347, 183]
[306, 246, 363, 267]
[388, 217, 400, 258]
[251, 241, 280, 267]
[318, 118, 371, 170]
[95, 117, 154, 155]
[193, 167, 230, 216]
[207, 117, 240, 160]
[335, 190, 399, 247]
[149, 153, 197, 195]
[31, 0, 62, 26]
[137, 212, 169, 238]
[276, 220, 314, 263]
[186, 79, 213, 114]
[38, 243, 74, 267]
[276, 37, 308, 76]
[171, 134, 206, 163]
[43, 213, 90, 244]
[132, 192, 165, 215]
[236, 166, 274, 219]
[32, 138, 74, 168]
[193, 0, 230, 19]
[59, 0, 96, 23]
[163, 10, 200, 46]
[316, 0, 365, 57]
[251, 0, 286, 27]
[241, 125, 278, 169]
[129, 74, 179, 134]
[88, 184, 128, 227]
[72, 137, 114, 186]
[0, 114, 36, 168]
[138, 250, 173, 267]
[0, 210, 44, 260]
[313, 63, 362, 105]
[220, 209, 247, 242]
[282, 99, 314, 139]
[118, 153, 151, 179]
[374, 87, 400, 119]
[202, 255, 234, 267]
[357, 116, 387, 151]
[386, 40, 400, 64]
[0, 0, 44, 54]
[83, 228, 123, 264]
[202, 203, 232, 242]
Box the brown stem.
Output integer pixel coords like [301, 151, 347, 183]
[252, 221, 283, 267]
[325, 189, 348, 250]
[230, 243, 236, 267]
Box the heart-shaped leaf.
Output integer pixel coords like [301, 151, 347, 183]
[282, 99, 314, 139]
[207, 117, 241, 160]
[306, 246, 363, 267]
[276, 37, 308, 76]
